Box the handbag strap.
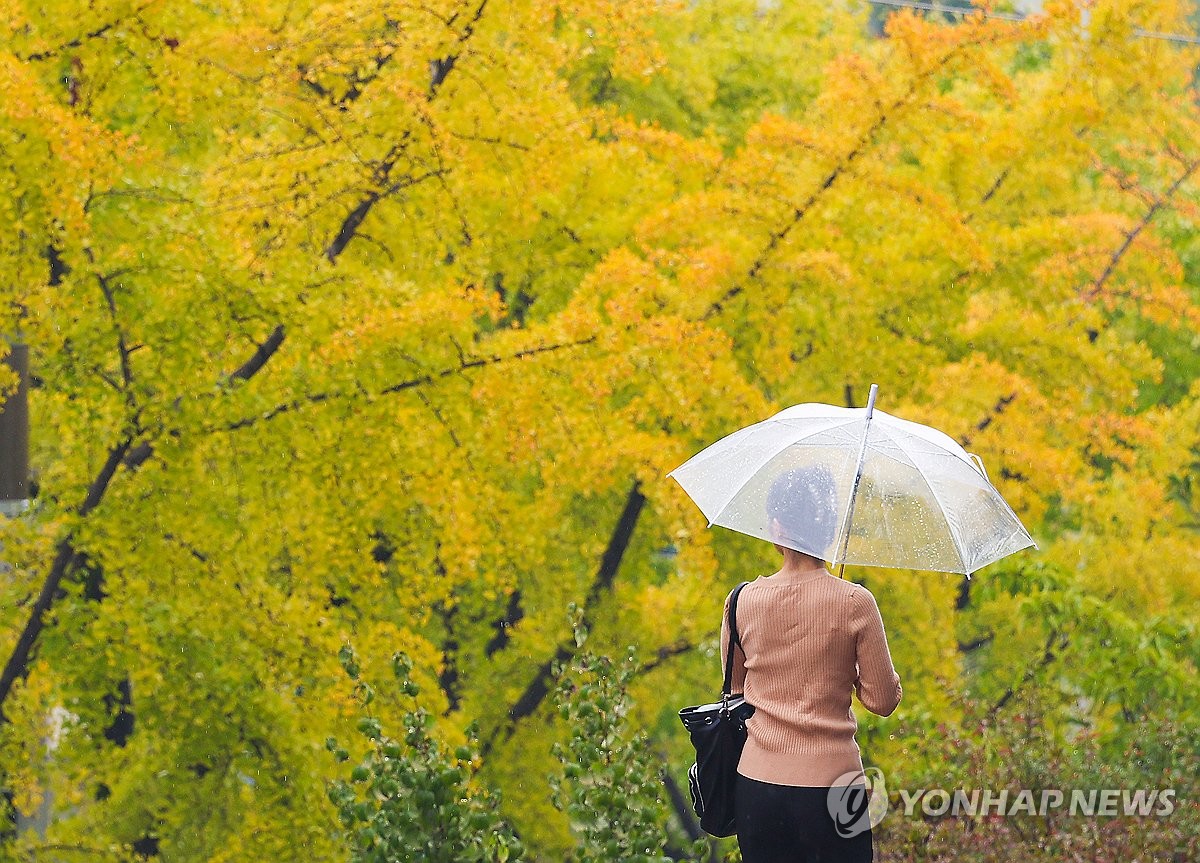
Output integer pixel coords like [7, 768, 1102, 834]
[722, 581, 750, 696]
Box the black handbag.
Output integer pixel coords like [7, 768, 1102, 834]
[678, 581, 755, 838]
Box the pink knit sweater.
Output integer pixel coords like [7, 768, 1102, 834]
[720, 567, 903, 787]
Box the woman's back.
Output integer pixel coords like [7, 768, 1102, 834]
[721, 566, 902, 787]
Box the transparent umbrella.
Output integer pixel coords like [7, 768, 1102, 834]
[667, 385, 1036, 575]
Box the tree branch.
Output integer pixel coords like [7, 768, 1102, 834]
[1082, 158, 1199, 303]
[324, 171, 445, 263]
[636, 639, 695, 676]
[298, 26, 400, 110]
[0, 205, 281, 722]
[322, 0, 487, 262]
[429, 0, 488, 99]
[0, 438, 133, 719]
[977, 167, 1010, 206]
[955, 574, 973, 610]
[324, 192, 380, 263]
[21, 0, 161, 61]
[221, 335, 596, 432]
[702, 36, 980, 321]
[229, 324, 287, 383]
[958, 392, 1016, 450]
[0, 325, 290, 712]
[702, 151, 860, 320]
[987, 630, 1068, 718]
[958, 632, 994, 652]
[45, 245, 70, 286]
[434, 601, 462, 715]
[484, 589, 524, 658]
[124, 325, 286, 470]
[483, 482, 646, 753]
[96, 273, 134, 393]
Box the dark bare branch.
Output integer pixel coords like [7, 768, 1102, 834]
[324, 171, 444, 263]
[484, 482, 646, 753]
[324, 193, 381, 263]
[636, 640, 695, 676]
[428, 0, 488, 99]
[298, 32, 399, 109]
[1083, 159, 1199, 303]
[958, 392, 1016, 450]
[485, 590, 524, 657]
[978, 167, 1011, 206]
[988, 631, 1068, 718]
[661, 767, 715, 858]
[0, 438, 133, 718]
[124, 325, 287, 470]
[223, 335, 596, 432]
[956, 574, 973, 611]
[958, 632, 994, 652]
[703, 154, 858, 320]
[21, 0, 161, 61]
[429, 56, 458, 95]
[45, 245, 70, 286]
[229, 324, 286, 384]
[96, 273, 134, 391]
[321, 1, 485, 261]
[703, 34, 992, 321]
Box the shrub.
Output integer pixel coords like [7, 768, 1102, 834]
[327, 646, 524, 863]
[549, 613, 687, 863]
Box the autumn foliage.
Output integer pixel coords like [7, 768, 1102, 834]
[0, 0, 1198, 860]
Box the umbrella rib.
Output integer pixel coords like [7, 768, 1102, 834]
[900, 430, 1035, 572]
[700, 418, 863, 525]
[904, 453, 969, 574]
[874, 424, 979, 572]
[669, 397, 1034, 575]
[833, 386, 878, 569]
[970, 523, 1038, 572]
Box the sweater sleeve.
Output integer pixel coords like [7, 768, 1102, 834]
[719, 589, 748, 694]
[852, 589, 902, 717]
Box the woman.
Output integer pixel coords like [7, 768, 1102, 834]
[721, 464, 902, 862]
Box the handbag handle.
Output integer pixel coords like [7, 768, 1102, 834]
[722, 581, 750, 697]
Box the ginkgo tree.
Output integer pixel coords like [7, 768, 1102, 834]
[1, 0, 1198, 860]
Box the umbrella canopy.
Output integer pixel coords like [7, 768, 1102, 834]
[668, 386, 1036, 575]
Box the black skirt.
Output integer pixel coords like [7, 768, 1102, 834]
[735, 773, 874, 863]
